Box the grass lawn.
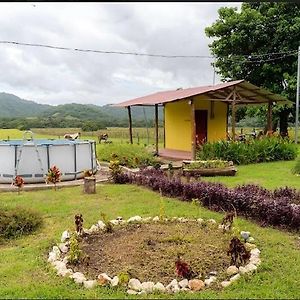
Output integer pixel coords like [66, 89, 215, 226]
[0, 184, 299, 299]
[202, 160, 300, 190]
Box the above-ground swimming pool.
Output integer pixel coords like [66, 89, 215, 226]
[0, 137, 97, 183]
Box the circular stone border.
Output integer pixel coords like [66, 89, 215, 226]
[48, 216, 261, 295]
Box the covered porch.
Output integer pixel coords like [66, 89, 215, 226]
[115, 80, 290, 161]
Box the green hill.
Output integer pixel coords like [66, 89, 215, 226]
[0, 92, 50, 118]
[0, 92, 163, 129]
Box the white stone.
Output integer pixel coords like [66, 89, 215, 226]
[221, 280, 231, 288]
[83, 280, 97, 289]
[152, 216, 160, 222]
[83, 228, 91, 234]
[141, 281, 155, 293]
[89, 224, 99, 233]
[62, 256, 69, 264]
[109, 219, 119, 226]
[58, 268, 73, 277]
[127, 216, 142, 223]
[248, 237, 255, 243]
[128, 278, 142, 291]
[250, 248, 261, 257]
[61, 230, 70, 242]
[71, 272, 86, 284]
[153, 282, 166, 292]
[52, 246, 61, 256]
[178, 217, 188, 223]
[48, 251, 58, 262]
[209, 271, 218, 276]
[58, 243, 69, 253]
[230, 274, 241, 282]
[208, 219, 217, 225]
[98, 273, 112, 285]
[197, 218, 204, 224]
[226, 265, 239, 276]
[127, 289, 138, 295]
[138, 290, 147, 295]
[178, 279, 189, 288]
[204, 276, 217, 286]
[97, 220, 106, 230]
[142, 217, 152, 222]
[241, 231, 250, 241]
[53, 260, 66, 270]
[245, 263, 257, 273]
[250, 257, 261, 266]
[166, 279, 180, 293]
[239, 263, 257, 274]
[111, 276, 119, 287]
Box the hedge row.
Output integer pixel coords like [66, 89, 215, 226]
[196, 137, 297, 165]
[116, 169, 300, 230]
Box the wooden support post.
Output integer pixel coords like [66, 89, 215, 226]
[231, 89, 236, 140]
[190, 98, 196, 160]
[163, 104, 166, 148]
[127, 106, 133, 144]
[155, 104, 159, 155]
[267, 100, 273, 134]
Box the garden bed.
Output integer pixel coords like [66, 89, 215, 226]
[72, 221, 231, 285]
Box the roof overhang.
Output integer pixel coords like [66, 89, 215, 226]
[114, 80, 292, 107]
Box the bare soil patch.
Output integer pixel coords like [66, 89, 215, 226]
[71, 221, 232, 285]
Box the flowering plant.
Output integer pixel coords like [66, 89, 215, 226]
[46, 165, 61, 190]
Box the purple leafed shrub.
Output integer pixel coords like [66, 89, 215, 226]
[117, 169, 300, 230]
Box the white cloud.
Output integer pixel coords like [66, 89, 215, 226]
[0, 2, 241, 106]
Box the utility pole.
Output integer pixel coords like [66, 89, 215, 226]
[212, 60, 216, 86]
[296, 45, 300, 144]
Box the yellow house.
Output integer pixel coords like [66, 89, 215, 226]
[115, 80, 290, 160]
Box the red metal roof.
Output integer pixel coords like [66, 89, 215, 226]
[114, 80, 290, 107]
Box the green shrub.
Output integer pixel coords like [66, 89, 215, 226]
[0, 207, 43, 240]
[196, 137, 297, 165]
[97, 143, 158, 168]
[292, 156, 300, 175]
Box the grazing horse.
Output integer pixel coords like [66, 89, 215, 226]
[98, 133, 108, 143]
[64, 132, 80, 140]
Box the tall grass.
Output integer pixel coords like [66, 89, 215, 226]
[97, 143, 158, 168]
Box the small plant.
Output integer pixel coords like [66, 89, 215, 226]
[100, 212, 113, 233]
[117, 271, 130, 286]
[175, 255, 195, 279]
[68, 233, 82, 265]
[74, 214, 83, 235]
[12, 175, 24, 195]
[109, 160, 124, 184]
[46, 165, 61, 190]
[227, 237, 250, 267]
[221, 211, 236, 232]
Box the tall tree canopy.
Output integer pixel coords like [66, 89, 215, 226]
[205, 2, 300, 136]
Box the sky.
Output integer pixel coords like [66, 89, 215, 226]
[0, 2, 241, 106]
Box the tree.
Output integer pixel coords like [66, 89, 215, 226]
[205, 2, 300, 136]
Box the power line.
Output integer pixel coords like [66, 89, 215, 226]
[0, 40, 298, 61]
